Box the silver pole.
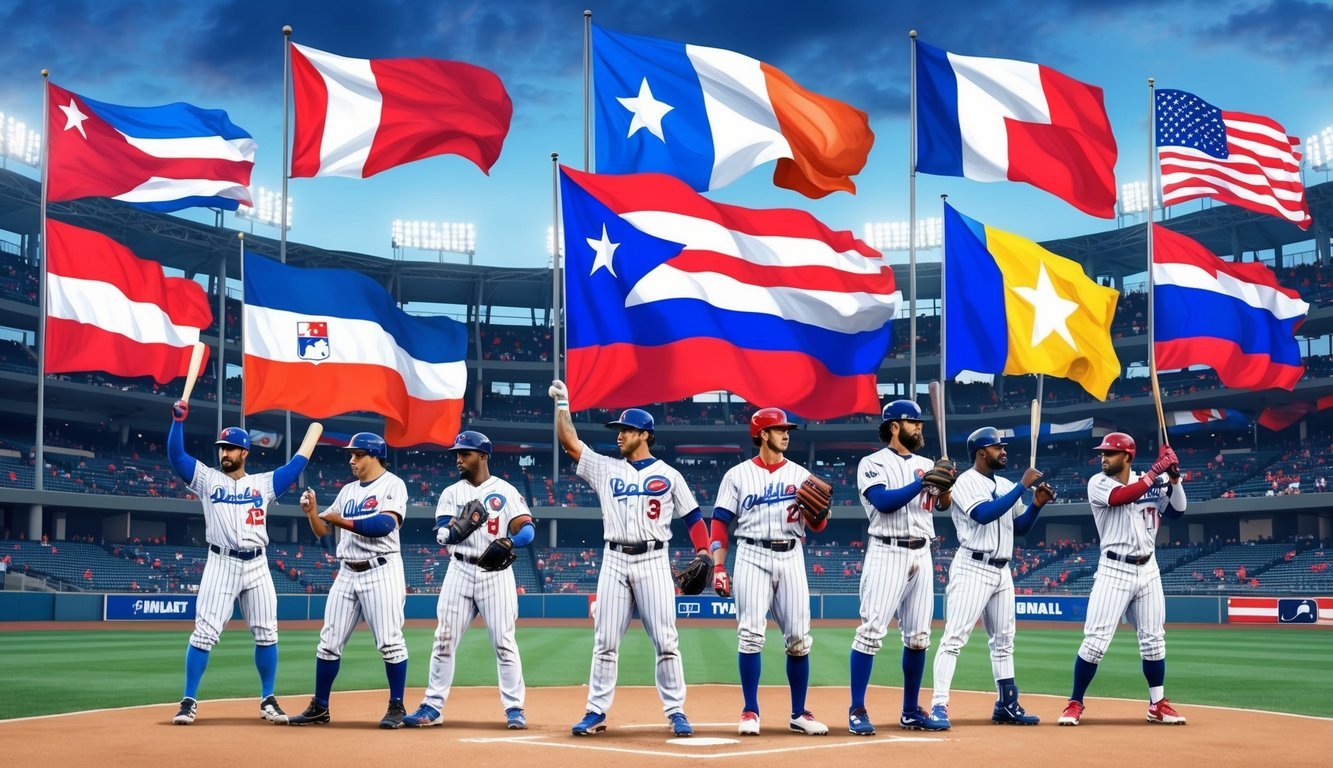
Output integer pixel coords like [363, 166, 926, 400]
[907, 30, 918, 400]
[551, 152, 562, 496]
[583, 10, 592, 171]
[35, 70, 50, 492]
[280, 25, 293, 461]
[217, 251, 226, 434]
[237, 232, 246, 430]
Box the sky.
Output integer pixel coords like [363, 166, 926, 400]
[1, 0, 1330, 289]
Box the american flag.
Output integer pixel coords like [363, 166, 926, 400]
[1155, 88, 1311, 229]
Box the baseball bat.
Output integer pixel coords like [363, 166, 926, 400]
[1029, 398, 1041, 469]
[928, 379, 947, 460]
[179, 342, 206, 403]
[295, 422, 324, 457]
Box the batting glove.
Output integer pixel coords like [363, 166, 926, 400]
[713, 564, 731, 598]
[171, 399, 189, 422]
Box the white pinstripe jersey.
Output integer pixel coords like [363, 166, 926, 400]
[950, 468, 1019, 559]
[856, 447, 936, 539]
[330, 470, 408, 560]
[1088, 472, 1188, 557]
[187, 463, 278, 550]
[716, 457, 812, 540]
[576, 445, 698, 543]
[434, 475, 532, 558]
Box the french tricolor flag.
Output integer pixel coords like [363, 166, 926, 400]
[1153, 224, 1309, 391]
[915, 40, 1118, 218]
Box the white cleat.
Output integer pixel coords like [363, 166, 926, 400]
[789, 711, 829, 735]
[738, 710, 760, 736]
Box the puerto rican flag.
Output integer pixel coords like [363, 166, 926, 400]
[559, 167, 899, 419]
[46, 82, 255, 212]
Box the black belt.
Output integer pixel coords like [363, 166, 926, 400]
[607, 541, 665, 555]
[969, 551, 1010, 568]
[872, 535, 928, 550]
[1106, 550, 1152, 566]
[453, 552, 481, 565]
[209, 544, 263, 561]
[343, 556, 389, 573]
[740, 537, 798, 552]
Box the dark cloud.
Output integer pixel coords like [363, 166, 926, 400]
[1208, 0, 1333, 49]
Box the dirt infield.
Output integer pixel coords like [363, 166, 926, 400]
[3, 684, 1327, 768]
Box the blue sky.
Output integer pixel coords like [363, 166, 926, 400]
[1, 0, 1330, 273]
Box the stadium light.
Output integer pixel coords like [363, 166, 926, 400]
[1305, 125, 1333, 172]
[391, 220, 476, 264]
[0, 112, 42, 168]
[235, 187, 292, 231]
[862, 217, 943, 251]
[1118, 181, 1158, 216]
[546, 225, 564, 258]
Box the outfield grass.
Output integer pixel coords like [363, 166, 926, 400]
[1, 625, 1328, 720]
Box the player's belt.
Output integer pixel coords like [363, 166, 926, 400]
[453, 552, 482, 565]
[968, 550, 1010, 568]
[739, 537, 798, 552]
[1105, 550, 1152, 566]
[871, 535, 928, 550]
[209, 544, 263, 561]
[606, 541, 665, 555]
[343, 556, 390, 572]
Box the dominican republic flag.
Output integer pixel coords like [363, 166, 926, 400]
[46, 82, 255, 212]
[1152, 224, 1308, 390]
[559, 167, 899, 419]
[290, 42, 512, 178]
[1164, 409, 1250, 434]
[45, 219, 211, 383]
[242, 252, 467, 447]
[593, 25, 873, 199]
[915, 40, 1117, 218]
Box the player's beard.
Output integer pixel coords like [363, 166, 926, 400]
[899, 429, 922, 452]
[986, 454, 1007, 471]
[458, 465, 474, 482]
[220, 456, 242, 473]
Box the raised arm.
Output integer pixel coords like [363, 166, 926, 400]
[272, 422, 323, 497]
[166, 404, 197, 484]
[550, 379, 583, 462]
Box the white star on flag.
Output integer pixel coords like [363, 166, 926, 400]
[617, 78, 674, 142]
[59, 99, 90, 139]
[587, 224, 620, 277]
[1011, 263, 1080, 348]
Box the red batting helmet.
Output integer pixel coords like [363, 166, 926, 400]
[1094, 432, 1136, 461]
[750, 407, 798, 439]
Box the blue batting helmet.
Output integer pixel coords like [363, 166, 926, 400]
[215, 427, 250, 451]
[448, 430, 492, 456]
[881, 399, 923, 423]
[343, 432, 387, 459]
[967, 427, 1007, 459]
[605, 408, 655, 433]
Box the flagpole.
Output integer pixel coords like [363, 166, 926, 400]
[216, 248, 226, 435]
[35, 70, 50, 493]
[238, 232, 246, 431]
[907, 29, 919, 400]
[551, 152, 562, 496]
[583, 10, 592, 171]
[1146, 76, 1168, 448]
[280, 25, 293, 461]
[938, 192, 947, 441]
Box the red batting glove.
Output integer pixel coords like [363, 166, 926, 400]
[171, 399, 189, 422]
[713, 564, 731, 598]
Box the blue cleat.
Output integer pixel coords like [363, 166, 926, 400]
[401, 703, 441, 727]
[900, 706, 950, 731]
[928, 704, 952, 730]
[572, 710, 607, 736]
[992, 700, 1040, 725]
[506, 707, 527, 730]
[669, 711, 694, 737]
[848, 707, 876, 736]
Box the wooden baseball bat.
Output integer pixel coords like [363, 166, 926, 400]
[179, 342, 206, 403]
[296, 422, 324, 457]
[928, 380, 947, 460]
[1030, 398, 1041, 469]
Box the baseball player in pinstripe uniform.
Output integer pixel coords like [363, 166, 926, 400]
[166, 403, 318, 726]
[847, 400, 951, 735]
[401, 430, 536, 729]
[288, 432, 411, 729]
[711, 407, 829, 736]
[1060, 432, 1187, 726]
[550, 380, 714, 738]
[929, 427, 1054, 728]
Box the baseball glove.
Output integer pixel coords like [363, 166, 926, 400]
[921, 459, 958, 496]
[795, 475, 833, 525]
[447, 499, 487, 545]
[476, 537, 517, 571]
[674, 553, 712, 596]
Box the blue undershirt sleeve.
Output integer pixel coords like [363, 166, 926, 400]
[969, 484, 1027, 524]
[1013, 502, 1041, 535]
[271, 456, 309, 499]
[510, 522, 535, 548]
[863, 478, 923, 513]
[350, 512, 397, 537]
[167, 420, 196, 484]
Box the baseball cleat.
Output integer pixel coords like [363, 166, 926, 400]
[669, 712, 694, 737]
[172, 697, 197, 725]
[287, 698, 331, 726]
[1147, 699, 1187, 725]
[928, 704, 952, 730]
[401, 703, 442, 727]
[900, 706, 950, 731]
[572, 710, 607, 736]
[993, 700, 1040, 725]
[380, 699, 407, 729]
[848, 707, 875, 736]
[738, 710, 760, 736]
[789, 711, 829, 735]
[259, 695, 288, 724]
[1058, 700, 1084, 726]
[505, 707, 527, 730]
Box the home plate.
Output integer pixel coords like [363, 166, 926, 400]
[678, 737, 741, 746]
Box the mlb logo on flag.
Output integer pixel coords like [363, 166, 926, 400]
[1278, 598, 1318, 624]
[297, 320, 329, 361]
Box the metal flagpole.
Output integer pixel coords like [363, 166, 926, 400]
[908, 30, 919, 400]
[1146, 77, 1168, 448]
[938, 193, 948, 430]
[35, 70, 50, 493]
[237, 232, 246, 430]
[583, 10, 592, 171]
[551, 152, 562, 496]
[280, 25, 293, 461]
[217, 249, 226, 435]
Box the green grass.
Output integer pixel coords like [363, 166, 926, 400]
[1, 625, 1328, 720]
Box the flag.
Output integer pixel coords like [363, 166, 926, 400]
[1164, 409, 1250, 434]
[242, 252, 467, 447]
[290, 42, 512, 178]
[951, 418, 1096, 444]
[1152, 225, 1308, 390]
[44, 219, 211, 383]
[592, 25, 873, 198]
[943, 203, 1120, 399]
[46, 82, 255, 212]
[1156, 89, 1311, 229]
[560, 167, 899, 418]
[247, 429, 282, 449]
[1257, 402, 1314, 432]
[915, 40, 1118, 217]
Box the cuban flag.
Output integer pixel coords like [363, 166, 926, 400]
[46, 81, 255, 212]
[1153, 224, 1308, 391]
[560, 167, 898, 419]
[242, 252, 467, 448]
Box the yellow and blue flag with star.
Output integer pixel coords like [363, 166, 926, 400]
[944, 203, 1120, 399]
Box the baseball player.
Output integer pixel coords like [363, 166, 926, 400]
[929, 427, 1054, 728]
[550, 380, 713, 738]
[288, 432, 410, 729]
[710, 408, 829, 736]
[1060, 433, 1187, 726]
[848, 400, 952, 735]
[166, 402, 319, 726]
[401, 430, 536, 729]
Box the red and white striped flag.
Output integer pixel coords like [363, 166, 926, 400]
[1155, 88, 1311, 229]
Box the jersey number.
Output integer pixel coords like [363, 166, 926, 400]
[786, 504, 800, 523]
[245, 507, 265, 526]
[487, 517, 500, 535]
[647, 499, 661, 520]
